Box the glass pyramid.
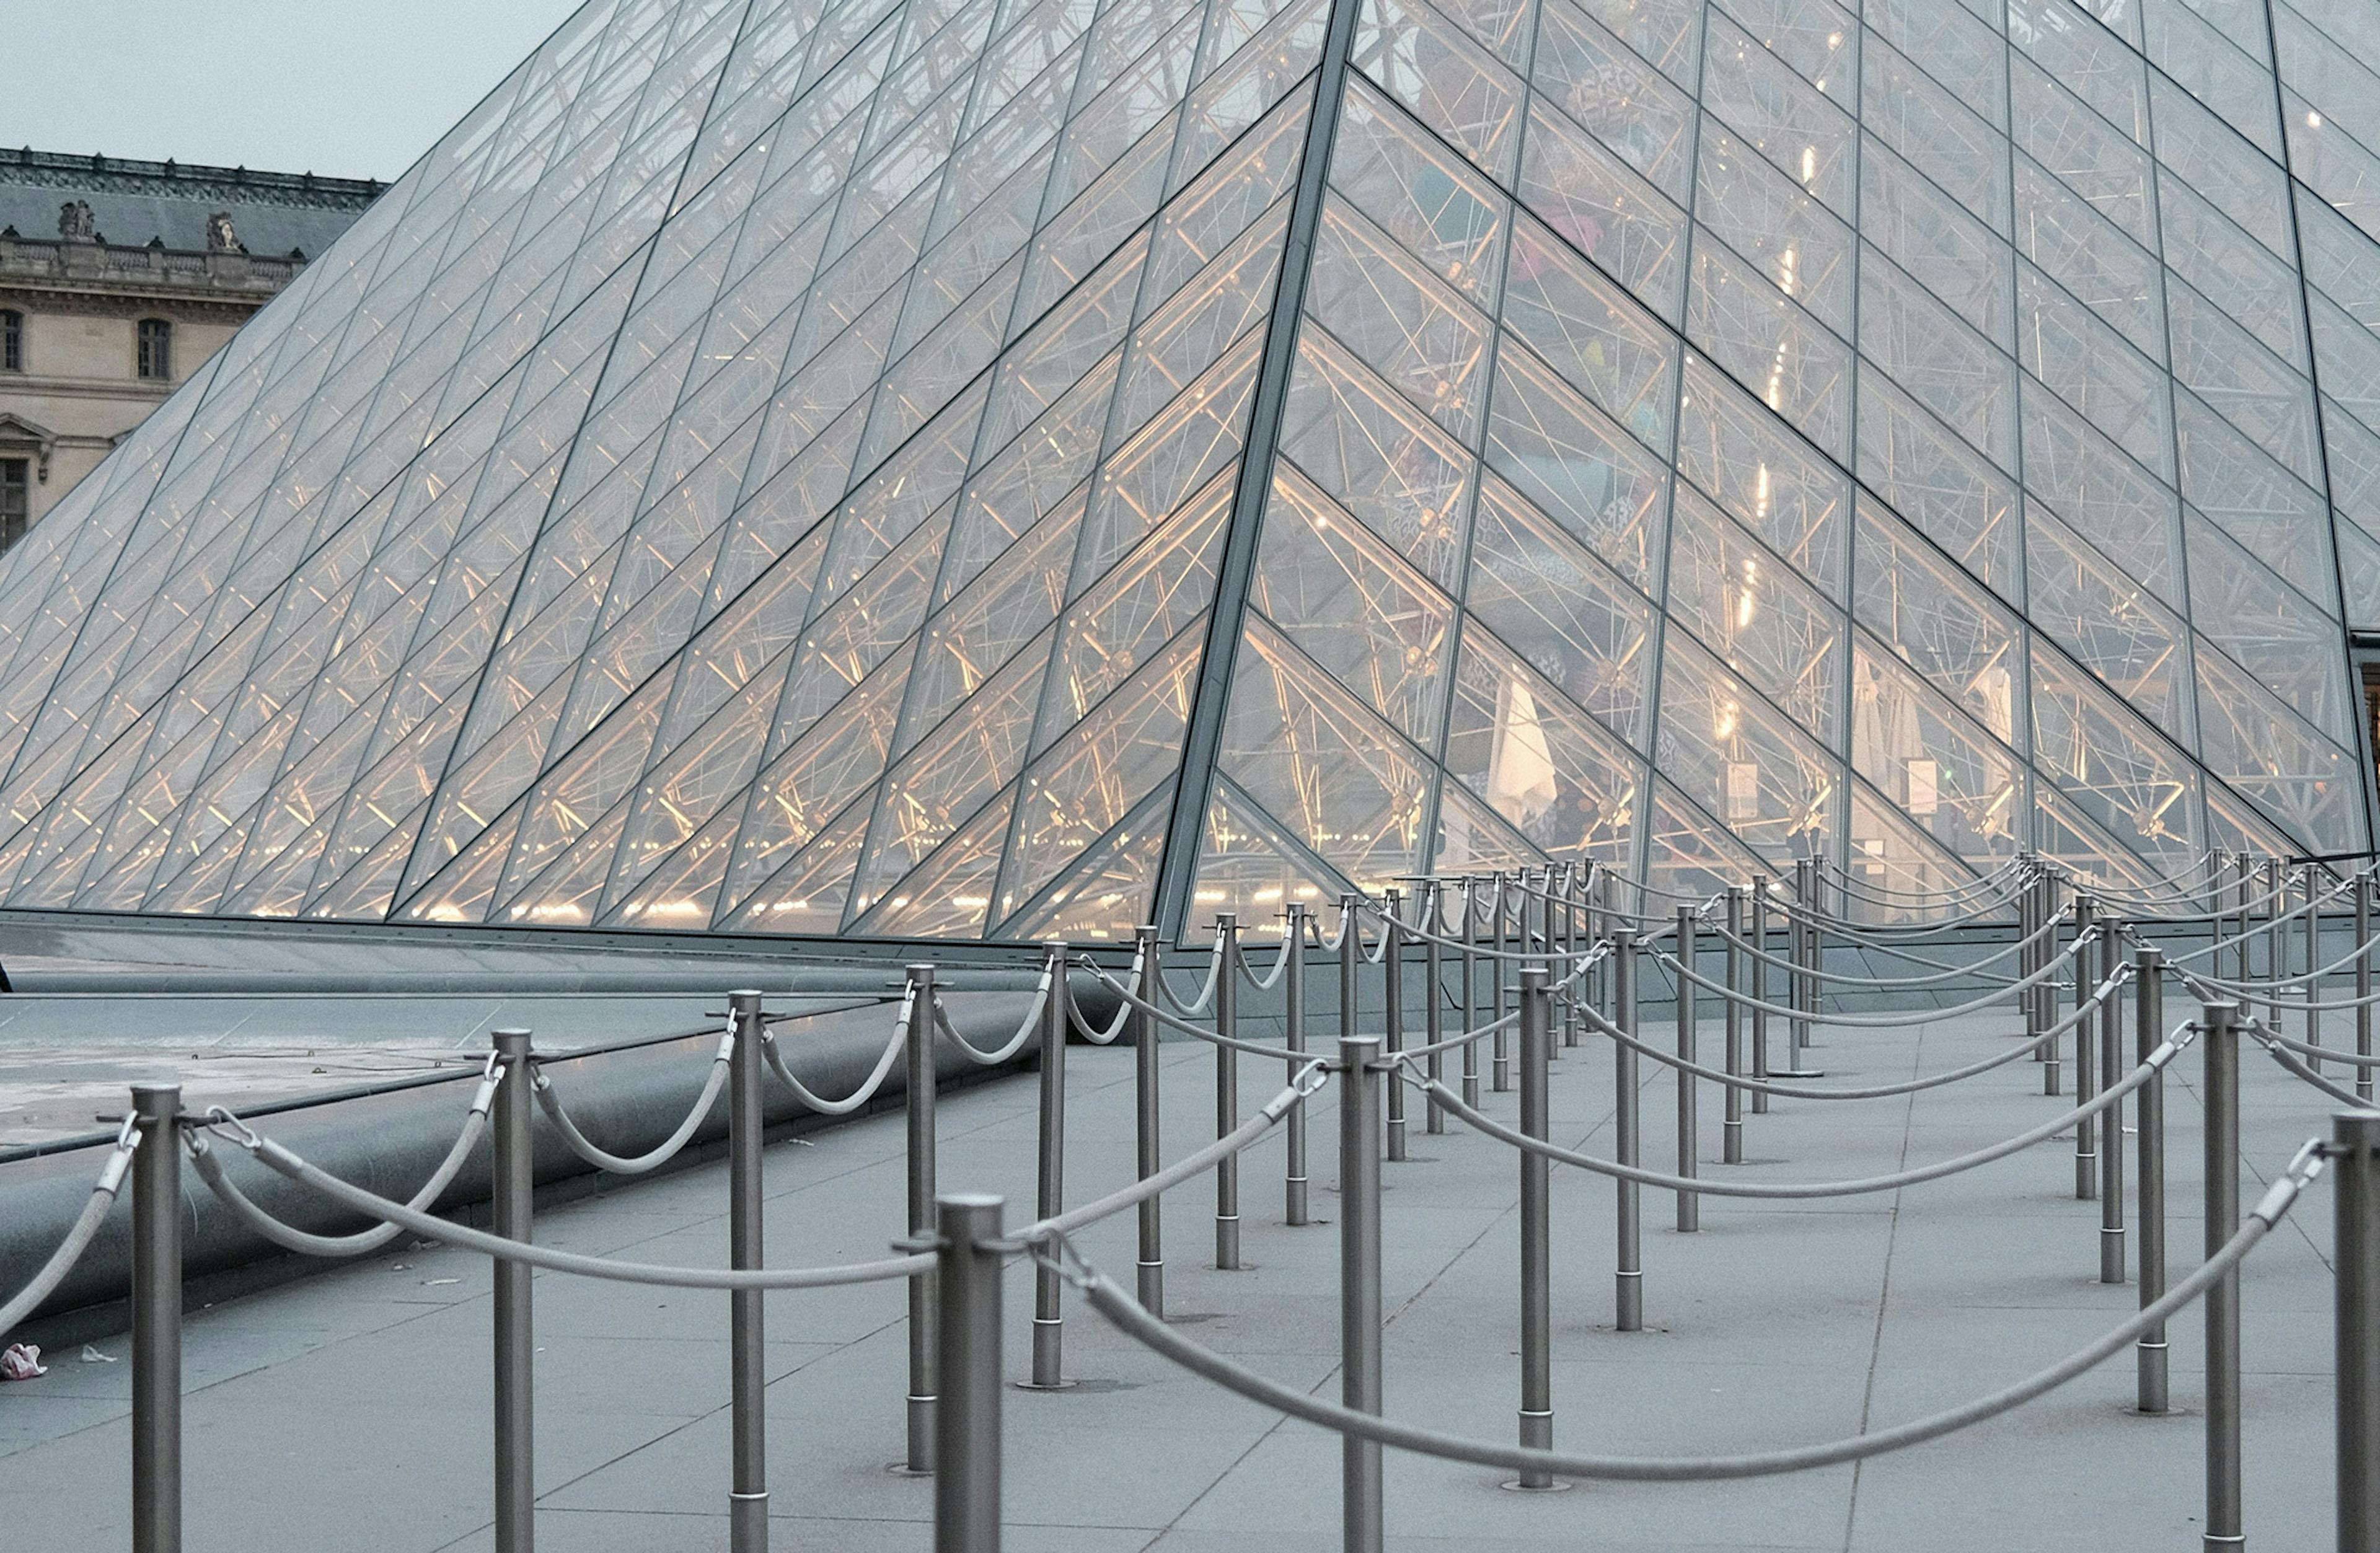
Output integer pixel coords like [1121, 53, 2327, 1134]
[0, 0, 2371, 941]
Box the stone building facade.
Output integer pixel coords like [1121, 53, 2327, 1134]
[0, 151, 384, 549]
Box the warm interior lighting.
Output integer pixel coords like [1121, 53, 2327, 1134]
[1800, 146, 1817, 183]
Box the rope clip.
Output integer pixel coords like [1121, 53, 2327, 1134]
[1021, 1227, 1096, 1290]
[201, 1104, 263, 1153]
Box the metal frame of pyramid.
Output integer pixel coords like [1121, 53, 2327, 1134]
[0, 0, 2371, 949]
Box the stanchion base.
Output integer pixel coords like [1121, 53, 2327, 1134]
[1773, 1068, 1826, 1078]
[1500, 1477, 1573, 1493]
[1015, 1378, 1079, 1392]
[884, 1462, 935, 1478]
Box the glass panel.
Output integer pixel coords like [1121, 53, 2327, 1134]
[1461, 470, 1657, 746]
[1849, 640, 2024, 863]
[1499, 214, 1678, 453]
[2011, 56, 2155, 249]
[1686, 234, 1850, 459]
[1005, 782, 1171, 942]
[1440, 629, 1639, 865]
[1854, 369, 2021, 598]
[1693, 121, 1855, 335]
[1853, 496, 2025, 750]
[1276, 333, 1475, 592]
[1246, 467, 1455, 746]
[1186, 774, 1343, 926]
[1861, 30, 2009, 231]
[1215, 615, 1432, 891]
[1858, 251, 2015, 470]
[1354, 0, 1528, 181]
[1674, 355, 1848, 599]
[1664, 483, 1843, 743]
[2182, 510, 2350, 739]
[2014, 262, 2174, 482]
[1640, 775, 1770, 905]
[2019, 379, 2182, 607]
[1514, 97, 1688, 319]
[2023, 505, 2193, 734]
[1529, 0, 1696, 201]
[1651, 630, 1839, 864]
[1305, 196, 1495, 440]
[1699, 12, 1855, 218]
[2028, 653, 2203, 874]
[1859, 134, 2011, 345]
[1332, 81, 1511, 309]
[1576, 0, 1700, 89]
[1484, 335, 1671, 592]
[2012, 154, 2164, 361]
[998, 627, 1202, 911]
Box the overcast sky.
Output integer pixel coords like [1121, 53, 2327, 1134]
[5, 2, 586, 182]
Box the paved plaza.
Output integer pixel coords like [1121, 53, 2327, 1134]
[0, 993, 2346, 1552]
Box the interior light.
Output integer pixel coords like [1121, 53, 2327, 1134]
[1800, 146, 1817, 183]
[2308, 110, 2324, 128]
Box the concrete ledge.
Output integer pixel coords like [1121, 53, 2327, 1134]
[0, 980, 1119, 1345]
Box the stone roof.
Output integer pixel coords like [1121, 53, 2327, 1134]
[0, 149, 384, 260]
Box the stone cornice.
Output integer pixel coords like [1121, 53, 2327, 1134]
[0, 276, 267, 325]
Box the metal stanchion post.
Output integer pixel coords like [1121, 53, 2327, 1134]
[1675, 904, 1699, 1232]
[1339, 1032, 1385, 1553]
[2046, 892, 2068, 1099]
[1723, 887, 1744, 1164]
[2337, 1109, 2380, 1553]
[2042, 871, 2065, 1078]
[2136, 949, 2168, 1414]
[1424, 882, 1446, 1135]
[2362, 870, 2375, 1106]
[1558, 866, 1579, 1049]
[1461, 878, 1482, 1110]
[1134, 925, 1165, 1315]
[131, 1080, 182, 1553]
[2203, 998, 2242, 1552]
[1029, 944, 1070, 1389]
[1749, 878, 1770, 1115]
[1790, 860, 1812, 1055]
[2074, 894, 2097, 1200]
[1590, 869, 1610, 1042]
[906, 966, 940, 1473]
[2265, 858, 2283, 1033]
[2022, 872, 2044, 1059]
[2098, 920, 2125, 1282]
[1215, 915, 1243, 1270]
[727, 992, 769, 1551]
[491, 1029, 536, 1551]
[1492, 873, 1512, 1092]
[934, 1193, 1003, 1553]
[2306, 866, 2322, 1062]
[1613, 930, 1642, 1332]
[1286, 904, 1311, 1227]
[1383, 891, 1407, 1163]
[1339, 892, 1361, 1062]
[1514, 967, 1560, 1491]
[2234, 855, 2252, 987]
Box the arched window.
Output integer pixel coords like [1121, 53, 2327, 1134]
[137, 317, 172, 381]
[0, 310, 20, 373]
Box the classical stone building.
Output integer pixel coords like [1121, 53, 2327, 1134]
[0, 151, 384, 548]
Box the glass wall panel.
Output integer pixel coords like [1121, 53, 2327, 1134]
[4, 0, 2373, 938]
